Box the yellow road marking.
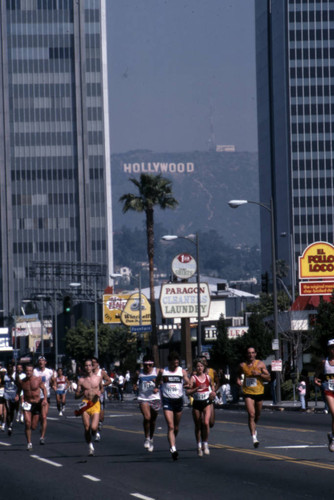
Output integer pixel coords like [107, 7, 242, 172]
[211, 443, 334, 471]
[104, 424, 334, 472]
[215, 420, 315, 433]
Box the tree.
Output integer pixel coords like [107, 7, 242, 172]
[313, 294, 334, 355]
[65, 320, 137, 369]
[119, 174, 178, 365]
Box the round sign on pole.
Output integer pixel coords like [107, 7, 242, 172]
[172, 253, 197, 280]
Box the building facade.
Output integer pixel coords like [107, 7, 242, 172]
[0, 0, 113, 315]
[256, 0, 334, 289]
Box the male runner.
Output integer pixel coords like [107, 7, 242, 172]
[237, 347, 270, 447]
[75, 359, 103, 456]
[156, 351, 190, 460]
[3, 363, 19, 435]
[91, 357, 111, 441]
[33, 356, 55, 444]
[16, 364, 47, 450]
[15, 363, 26, 423]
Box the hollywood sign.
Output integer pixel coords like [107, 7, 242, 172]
[123, 162, 195, 174]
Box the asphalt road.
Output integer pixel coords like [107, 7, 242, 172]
[1, 396, 334, 500]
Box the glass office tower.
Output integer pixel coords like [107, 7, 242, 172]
[256, 0, 334, 290]
[0, 0, 113, 315]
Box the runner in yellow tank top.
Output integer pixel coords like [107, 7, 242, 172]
[237, 347, 270, 448]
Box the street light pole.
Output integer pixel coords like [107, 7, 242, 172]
[228, 198, 281, 404]
[162, 233, 202, 356]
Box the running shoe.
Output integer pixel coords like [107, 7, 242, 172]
[16, 414, 20, 423]
[203, 443, 210, 455]
[148, 439, 154, 452]
[40, 437, 45, 445]
[27, 442, 33, 451]
[170, 447, 178, 461]
[252, 434, 259, 448]
[59, 411, 63, 417]
[20, 414, 24, 424]
[197, 447, 203, 457]
[1, 423, 5, 431]
[95, 432, 101, 442]
[144, 438, 150, 449]
[88, 443, 95, 456]
[327, 433, 334, 452]
[8, 427, 12, 436]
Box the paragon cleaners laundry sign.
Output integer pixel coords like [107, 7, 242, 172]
[160, 283, 211, 319]
[299, 242, 334, 279]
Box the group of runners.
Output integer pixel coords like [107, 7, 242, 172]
[3, 341, 334, 458]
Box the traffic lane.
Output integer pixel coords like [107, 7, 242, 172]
[1, 403, 334, 500]
[0, 413, 154, 500]
[90, 408, 334, 500]
[213, 408, 334, 464]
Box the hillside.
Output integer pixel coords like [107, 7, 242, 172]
[111, 150, 260, 248]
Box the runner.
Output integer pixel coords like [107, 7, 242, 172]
[3, 363, 20, 435]
[237, 346, 270, 448]
[0, 363, 6, 431]
[33, 356, 55, 444]
[53, 367, 70, 416]
[15, 363, 26, 423]
[75, 359, 103, 456]
[91, 357, 111, 441]
[187, 358, 216, 456]
[156, 351, 190, 460]
[16, 363, 47, 451]
[314, 338, 334, 452]
[199, 355, 219, 428]
[133, 354, 161, 453]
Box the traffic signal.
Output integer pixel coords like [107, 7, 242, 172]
[261, 272, 269, 293]
[63, 296, 72, 314]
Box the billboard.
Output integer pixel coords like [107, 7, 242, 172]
[160, 283, 211, 319]
[103, 294, 131, 324]
[299, 241, 334, 279]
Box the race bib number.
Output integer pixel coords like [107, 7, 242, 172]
[22, 402, 32, 411]
[328, 379, 334, 391]
[194, 392, 209, 401]
[245, 377, 257, 388]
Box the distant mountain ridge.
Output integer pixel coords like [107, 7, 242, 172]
[111, 150, 260, 248]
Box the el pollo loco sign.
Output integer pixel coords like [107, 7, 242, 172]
[299, 242, 334, 296]
[299, 242, 334, 278]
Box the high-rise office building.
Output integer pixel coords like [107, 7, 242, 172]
[0, 0, 113, 315]
[256, 1, 334, 290]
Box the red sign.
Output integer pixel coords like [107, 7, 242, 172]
[300, 281, 334, 296]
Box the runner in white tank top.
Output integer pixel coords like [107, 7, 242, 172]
[155, 351, 190, 461]
[134, 354, 161, 453]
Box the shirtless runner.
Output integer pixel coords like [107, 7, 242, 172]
[75, 359, 103, 456]
[16, 364, 47, 451]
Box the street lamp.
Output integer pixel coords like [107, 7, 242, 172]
[161, 233, 202, 356]
[228, 198, 281, 404]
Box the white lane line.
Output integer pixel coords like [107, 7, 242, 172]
[131, 494, 156, 500]
[47, 417, 59, 421]
[266, 445, 327, 449]
[0, 441, 11, 447]
[83, 475, 101, 482]
[31, 455, 63, 467]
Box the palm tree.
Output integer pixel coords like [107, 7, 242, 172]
[119, 174, 178, 365]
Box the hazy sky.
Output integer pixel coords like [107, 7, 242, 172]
[107, 0, 257, 154]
